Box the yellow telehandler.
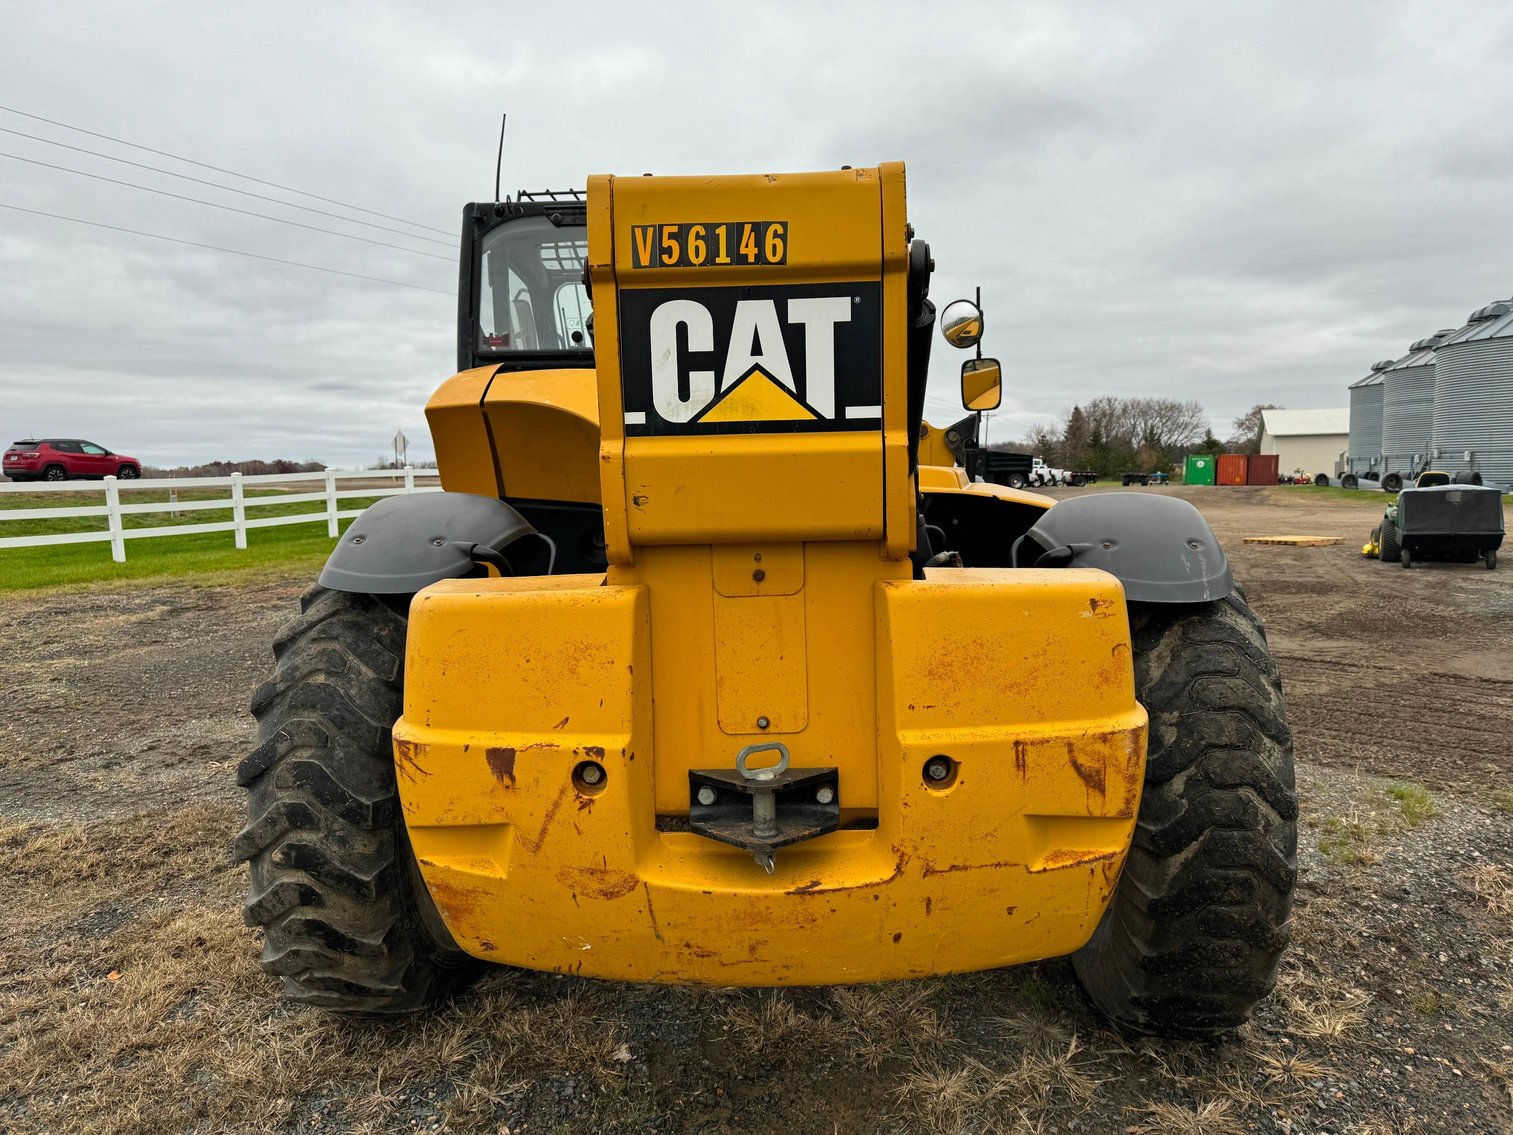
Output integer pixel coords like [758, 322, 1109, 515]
[235, 164, 1295, 1036]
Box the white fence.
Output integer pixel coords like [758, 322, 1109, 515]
[0, 467, 441, 563]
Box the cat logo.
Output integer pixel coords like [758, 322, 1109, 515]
[618, 283, 882, 436]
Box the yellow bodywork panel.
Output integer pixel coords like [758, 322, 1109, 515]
[397, 568, 1146, 984]
[427, 366, 602, 504]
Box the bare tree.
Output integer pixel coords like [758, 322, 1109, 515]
[1227, 404, 1281, 455]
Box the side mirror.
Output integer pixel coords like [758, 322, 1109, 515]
[940, 299, 984, 349]
[961, 357, 1002, 411]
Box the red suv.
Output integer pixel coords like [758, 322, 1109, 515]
[4, 439, 143, 482]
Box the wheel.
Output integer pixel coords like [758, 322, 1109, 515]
[1401, 546, 1412, 569]
[1486, 549, 1497, 570]
[1378, 518, 1401, 563]
[1007, 473, 1027, 490]
[1342, 474, 1358, 489]
[1071, 475, 1086, 487]
[1072, 591, 1295, 1037]
[117, 464, 139, 479]
[1313, 473, 1329, 487]
[43, 464, 67, 482]
[233, 586, 484, 1014]
[1382, 472, 1403, 492]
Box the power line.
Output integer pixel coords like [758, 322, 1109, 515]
[0, 104, 453, 237]
[0, 151, 452, 261]
[0, 124, 453, 248]
[0, 202, 452, 295]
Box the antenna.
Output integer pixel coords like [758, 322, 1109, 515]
[494, 113, 507, 205]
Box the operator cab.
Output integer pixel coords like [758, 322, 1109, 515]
[458, 191, 593, 374]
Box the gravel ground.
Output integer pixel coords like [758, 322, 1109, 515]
[2, 485, 1511, 1134]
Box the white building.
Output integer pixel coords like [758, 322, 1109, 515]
[1259, 408, 1349, 478]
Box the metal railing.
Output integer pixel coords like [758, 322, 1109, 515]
[0, 467, 440, 563]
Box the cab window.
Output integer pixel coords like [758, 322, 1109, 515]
[478, 216, 591, 354]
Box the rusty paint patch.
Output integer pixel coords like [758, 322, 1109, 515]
[924, 896, 932, 916]
[892, 932, 903, 944]
[393, 736, 429, 780]
[1035, 847, 1121, 871]
[780, 853, 907, 896]
[1088, 596, 1115, 616]
[1013, 739, 1028, 779]
[485, 746, 517, 786]
[787, 878, 824, 894]
[580, 744, 606, 759]
[516, 785, 570, 855]
[1067, 743, 1108, 797]
[555, 866, 640, 900]
[921, 858, 1021, 877]
[553, 716, 570, 730]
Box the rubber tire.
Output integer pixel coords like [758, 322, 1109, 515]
[1071, 475, 1086, 487]
[1072, 591, 1296, 1037]
[1313, 473, 1329, 487]
[233, 586, 483, 1015]
[1488, 550, 1498, 570]
[1378, 518, 1401, 564]
[43, 465, 67, 482]
[1007, 474, 1027, 490]
[117, 464, 138, 479]
[1401, 546, 1413, 569]
[1382, 472, 1403, 492]
[1342, 474, 1358, 489]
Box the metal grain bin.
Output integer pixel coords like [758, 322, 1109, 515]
[1217, 454, 1248, 485]
[1346, 361, 1392, 475]
[1381, 331, 1453, 478]
[1433, 300, 1513, 490]
[1184, 454, 1215, 485]
[1247, 454, 1279, 485]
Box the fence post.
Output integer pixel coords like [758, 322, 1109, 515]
[404, 464, 415, 493]
[104, 475, 125, 563]
[231, 472, 247, 550]
[325, 470, 339, 537]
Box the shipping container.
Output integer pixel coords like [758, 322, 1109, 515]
[1246, 454, 1279, 485]
[1217, 454, 1248, 486]
[1183, 454, 1216, 485]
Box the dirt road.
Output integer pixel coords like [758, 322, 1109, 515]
[3, 486, 1511, 1134]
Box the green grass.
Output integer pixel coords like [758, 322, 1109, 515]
[0, 521, 345, 592]
[1385, 781, 1439, 827]
[1488, 790, 1513, 815]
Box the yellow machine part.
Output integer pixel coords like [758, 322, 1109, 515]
[427, 366, 601, 504]
[397, 567, 1146, 984]
[399, 164, 1146, 983]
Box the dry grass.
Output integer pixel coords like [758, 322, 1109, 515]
[1126, 1098, 1246, 1135]
[1465, 863, 1513, 917]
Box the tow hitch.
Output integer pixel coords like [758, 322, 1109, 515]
[688, 742, 840, 873]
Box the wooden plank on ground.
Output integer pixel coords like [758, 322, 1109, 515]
[1242, 535, 1344, 547]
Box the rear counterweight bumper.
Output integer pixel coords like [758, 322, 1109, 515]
[395, 570, 1147, 984]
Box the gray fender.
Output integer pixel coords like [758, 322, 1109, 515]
[1010, 493, 1233, 603]
[318, 492, 536, 595]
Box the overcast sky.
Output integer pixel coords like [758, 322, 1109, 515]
[3, 1, 1511, 466]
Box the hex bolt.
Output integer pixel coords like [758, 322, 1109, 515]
[697, 786, 717, 806]
[756, 716, 770, 730]
[925, 757, 953, 782]
[816, 785, 835, 805]
[578, 762, 605, 786]
[752, 568, 766, 582]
